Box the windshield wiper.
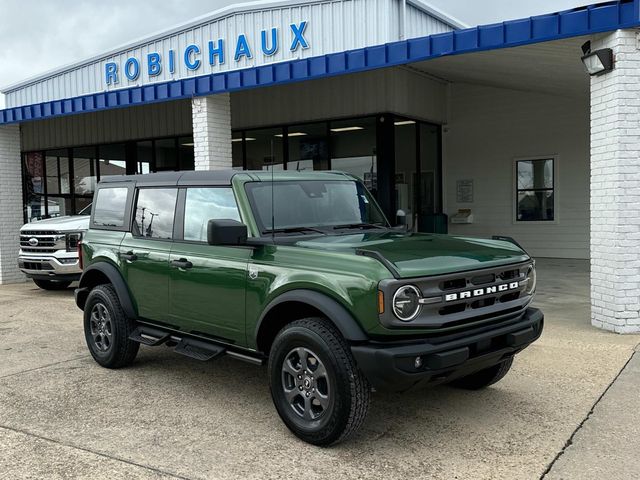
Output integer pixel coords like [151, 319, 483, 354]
[262, 226, 327, 235]
[332, 223, 386, 230]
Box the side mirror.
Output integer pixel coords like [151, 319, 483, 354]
[207, 219, 248, 246]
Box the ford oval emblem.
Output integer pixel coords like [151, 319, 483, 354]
[28, 237, 38, 246]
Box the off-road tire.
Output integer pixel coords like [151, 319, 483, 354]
[268, 317, 370, 446]
[33, 279, 72, 290]
[449, 357, 514, 390]
[83, 284, 139, 369]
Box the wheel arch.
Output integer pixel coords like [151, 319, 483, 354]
[255, 289, 369, 354]
[76, 262, 137, 319]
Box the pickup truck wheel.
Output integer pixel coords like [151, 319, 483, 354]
[449, 357, 514, 390]
[83, 284, 139, 369]
[268, 318, 370, 446]
[33, 279, 71, 290]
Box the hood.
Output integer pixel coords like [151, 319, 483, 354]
[295, 231, 529, 278]
[21, 215, 90, 232]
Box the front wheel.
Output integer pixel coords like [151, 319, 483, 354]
[83, 284, 139, 369]
[268, 318, 370, 446]
[448, 357, 514, 390]
[33, 279, 71, 290]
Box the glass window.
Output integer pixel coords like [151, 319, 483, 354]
[98, 144, 127, 177]
[24, 195, 46, 222]
[330, 117, 377, 193]
[136, 141, 153, 174]
[418, 123, 441, 216]
[178, 136, 195, 171]
[394, 119, 417, 228]
[516, 159, 554, 221]
[47, 197, 73, 218]
[93, 187, 129, 227]
[232, 132, 244, 170]
[184, 188, 241, 242]
[23, 152, 46, 222]
[245, 180, 387, 233]
[288, 123, 329, 172]
[134, 188, 178, 239]
[155, 138, 178, 171]
[245, 128, 284, 170]
[73, 147, 98, 195]
[45, 149, 70, 195]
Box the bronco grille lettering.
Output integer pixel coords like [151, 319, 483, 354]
[444, 281, 520, 302]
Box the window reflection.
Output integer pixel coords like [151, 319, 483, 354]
[73, 147, 98, 195]
[45, 149, 70, 195]
[134, 188, 178, 239]
[184, 188, 241, 242]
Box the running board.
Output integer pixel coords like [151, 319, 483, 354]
[174, 338, 226, 361]
[129, 326, 171, 346]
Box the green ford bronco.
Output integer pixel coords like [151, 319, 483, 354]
[75, 170, 543, 445]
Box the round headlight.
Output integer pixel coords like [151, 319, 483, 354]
[392, 285, 422, 321]
[526, 263, 537, 295]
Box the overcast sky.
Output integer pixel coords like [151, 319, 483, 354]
[0, 0, 591, 109]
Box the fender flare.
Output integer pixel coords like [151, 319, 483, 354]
[255, 289, 369, 343]
[76, 262, 137, 319]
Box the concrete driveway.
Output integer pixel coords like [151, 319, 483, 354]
[0, 258, 638, 479]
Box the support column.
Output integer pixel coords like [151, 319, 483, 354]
[590, 29, 640, 333]
[191, 93, 232, 170]
[0, 124, 25, 284]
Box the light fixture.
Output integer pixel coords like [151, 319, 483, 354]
[274, 132, 307, 137]
[394, 120, 416, 126]
[181, 142, 194, 146]
[580, 41, 614, 76]
[231, 137, 257, 142]
[330, 126, 364, 132]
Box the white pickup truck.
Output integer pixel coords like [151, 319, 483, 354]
[18, 205, 90, 290]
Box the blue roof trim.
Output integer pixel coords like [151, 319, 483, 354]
[1, 0, 638, 126]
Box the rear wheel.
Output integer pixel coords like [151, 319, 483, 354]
[268, 318, 370, 446]
[83, 284, 139, 369]
[33, 279, 71, 290]
[449, 357, 514, 390]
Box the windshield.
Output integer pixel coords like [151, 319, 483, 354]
[78, 203, 92, 215]
[245, 180, 388, 234]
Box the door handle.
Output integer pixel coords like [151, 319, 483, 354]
[171, 258, 193, 270]
[122, 251, 137, 262]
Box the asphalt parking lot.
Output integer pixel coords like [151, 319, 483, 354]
[0, 258, 638, 480]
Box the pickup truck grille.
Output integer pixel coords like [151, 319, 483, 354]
[19, 231, 66, 253]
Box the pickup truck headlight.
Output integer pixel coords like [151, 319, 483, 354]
[65, 232, 83, 252]
[525, 263, 537, 295]
[392, 285, 422, 321]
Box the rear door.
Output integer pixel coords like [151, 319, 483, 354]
[119, 187, 178, 323]
[168, 187, 250, 345]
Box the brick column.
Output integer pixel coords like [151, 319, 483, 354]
[191, 93, 232, 170]
[0, 124, 25, 284]
[590, 29, 640, 333]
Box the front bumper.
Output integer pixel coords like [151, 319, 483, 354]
[18, 253, 81, 281]
[351, 307, 543, 391]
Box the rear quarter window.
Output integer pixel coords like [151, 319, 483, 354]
[92, 187, 129, 228]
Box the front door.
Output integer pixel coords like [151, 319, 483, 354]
[119, 187, 178, 323]
[168, 187, 250, 345]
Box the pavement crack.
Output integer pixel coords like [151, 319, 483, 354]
[539, 351, 636, 479]
[0, 424, 194, 480]
[0, 356, 86, 380]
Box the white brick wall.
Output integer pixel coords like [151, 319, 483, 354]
[192, 94, 232, 170]
[0, 125, 25, 284]
[590, 29, 640, 333]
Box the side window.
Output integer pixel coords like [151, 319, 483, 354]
[133, 188, 178, 239]
[184, 188, 241, 242]
[93, 187, 129, 228]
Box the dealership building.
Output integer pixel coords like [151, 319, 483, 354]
[1, 0, 640, 333]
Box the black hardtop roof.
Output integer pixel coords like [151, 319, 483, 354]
[98, 170, 355, 187]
